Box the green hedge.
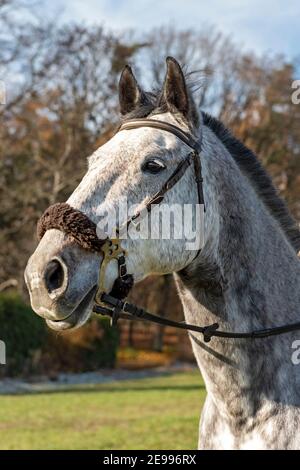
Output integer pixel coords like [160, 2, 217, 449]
[80, 316, 119, 370]
[0, 291, 47, 376]
[0, 291, 119, 377]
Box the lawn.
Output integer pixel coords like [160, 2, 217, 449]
[0, 371, 206, 450]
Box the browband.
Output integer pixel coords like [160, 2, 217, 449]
[119, 118, 201, 152]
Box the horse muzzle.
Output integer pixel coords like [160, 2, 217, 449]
[24, 227, 100, 328]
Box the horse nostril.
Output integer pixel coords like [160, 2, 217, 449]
[44, 259, 65, 293]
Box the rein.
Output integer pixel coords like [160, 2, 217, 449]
[38, 118, 300, 343]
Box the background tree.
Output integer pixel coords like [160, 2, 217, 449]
[0, 2, 299, 333]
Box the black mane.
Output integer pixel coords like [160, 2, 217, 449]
[202, 112, 300, 253]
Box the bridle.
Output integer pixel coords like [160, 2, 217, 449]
[37, 118, 300, 343]
[92, 118, 205, 325]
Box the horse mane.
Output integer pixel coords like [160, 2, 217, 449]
[202, 112, 300, 253]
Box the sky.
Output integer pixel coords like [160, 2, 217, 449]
[46, 0, 300, 60]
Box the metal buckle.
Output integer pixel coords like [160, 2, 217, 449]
[94, 238, 126, 306]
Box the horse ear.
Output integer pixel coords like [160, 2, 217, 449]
[119, 65, 146, 115]
[159, 57, 190, 118]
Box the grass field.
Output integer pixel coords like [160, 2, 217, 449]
[0, 371, 206, 450]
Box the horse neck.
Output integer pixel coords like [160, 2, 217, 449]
[176, 126, 300, 417]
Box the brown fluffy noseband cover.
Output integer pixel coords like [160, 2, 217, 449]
[37, 203, 105, 252]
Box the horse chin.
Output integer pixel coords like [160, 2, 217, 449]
[46, 285, 97, 331]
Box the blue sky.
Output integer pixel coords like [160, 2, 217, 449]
[47, 0, 300, 60]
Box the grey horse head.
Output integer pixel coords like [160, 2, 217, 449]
[25, 57, 204, 330]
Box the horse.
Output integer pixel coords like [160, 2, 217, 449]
[25, 57, 300, 449]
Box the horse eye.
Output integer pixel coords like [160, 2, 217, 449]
[142, 159, 166, 174]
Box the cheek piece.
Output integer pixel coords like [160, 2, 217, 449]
[37, 118, 300, 343]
